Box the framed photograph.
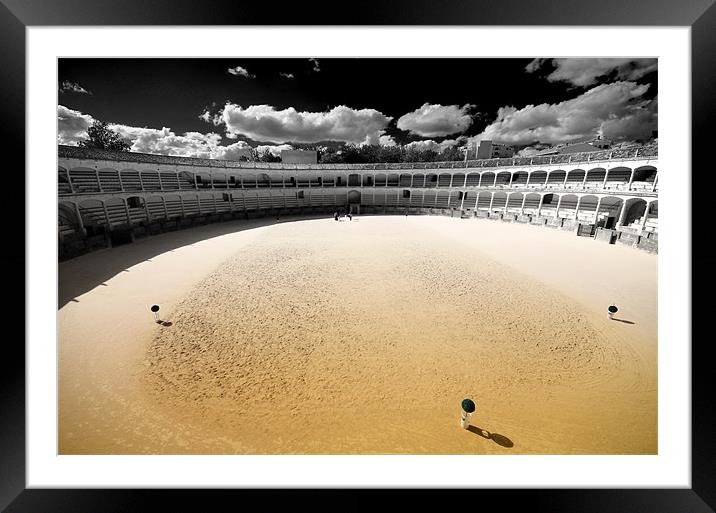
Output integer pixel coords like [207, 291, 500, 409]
[3, 0, 714, 510]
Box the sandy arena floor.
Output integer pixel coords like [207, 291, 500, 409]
[58, 215, 657, 454]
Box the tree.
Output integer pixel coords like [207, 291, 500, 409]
[78, 120, 131, 152]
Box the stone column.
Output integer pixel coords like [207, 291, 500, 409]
[537, 195, 544, 217]
[628, 169, 635, 191]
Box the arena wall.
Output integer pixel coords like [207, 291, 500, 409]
[57, 145, 659, 261]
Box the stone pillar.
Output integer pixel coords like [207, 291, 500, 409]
[616, 201, 628, 228]
[555, 195, 563, 218]
[162, 197, 168, 219]
[581, 172, 588, 189]
[489, 193, 495, 212]
[158, 172, 163, 191]
[594, 197, 602, 225]
[123, 198, 131, 224]
[520, 195, 527, 215]
[652, 171, 659, 192]
[574, 196, 582, 220]
[628, 169, 635, 191]
[460, 191, 465, 210]
[493, 174, 498, 187]
[95, 169, 102, 192]
[179, 196, 185, 217]
[563, 172, 568, 188]
[641, 202, 650, 230]
[602, 170, 609, 189]
[474, 193, 479, 210]
[66, 169, 75, 193]
[537, 195, 544, 217]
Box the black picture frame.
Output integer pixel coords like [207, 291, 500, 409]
[2, 1, 713, 511]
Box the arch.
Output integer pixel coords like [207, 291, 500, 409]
[58, 201, 80, 233]
[452, 173, 466, 188]
[140, 170, 162, 191]
[523, 192, 541, 213]
[162, 195, 184, 218]
[565, 169, 585, 186]
[425, 173, 438, 188]
[511, 171, 529, 186]
[58, 167, 72, 194]
[506, 192, 524, 212]
[372, 173, 386, 186]
[491, 191, 508, 210]
[558, 194, 579, 218]
[104, 197, 129, 226]
[539, 193, 559, 216]
[576, 194, 598, 223]
[242, 173, 258, 188]
[495, 171, 511, 186]
[387, 173, 400, 187]
[465, 172, 480, 187]
[623, 198, 647, 226]
[436, 190, 450, 208]
[480, 172, 496, 187]
[77, 198, 107, 228]
[412, 173, 425, 188]
[146, 195, 167, 220]
[438, 173, 452, 187]
[335, 174, 347, 187]
[256, 173, 271, 188]
[476, 191, 492, 209]
[633, 165, 657, 183]
[399, 173, 412, 187]
[595, 196, 624, 229]
[584, 167, 606, 187]
[69, 167, 101, 193]
[347, 190, 361, 204]
[195, 171, 214, 189]
[546, 170, 566, 185]
[605, 166, 631, 185]
[98, 167, 122, 192]
[527, 171, 547, 186]
[270, 174, 284, 188]
[361, 174, 374, 186]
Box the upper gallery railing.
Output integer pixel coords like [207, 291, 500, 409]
[58, 143, 658, 171]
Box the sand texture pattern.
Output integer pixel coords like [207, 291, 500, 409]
[59, 216, 657, 454]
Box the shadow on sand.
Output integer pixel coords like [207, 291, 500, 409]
[58, 213, 333, 309]
[612, 318, 636, 325]
[467, 425, 515, 448]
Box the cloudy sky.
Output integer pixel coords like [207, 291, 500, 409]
[58, 58, 657, 159]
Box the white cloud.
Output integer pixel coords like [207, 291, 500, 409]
[404, 137, 464, 153]
[309, 58, 320, 72]
[396, 103, 473, 137]
[210, 103, 393, 145]
[59, 80, 92, 95]
[279, 72, 294, 79]
[474, 81, 657, 146]
[57, 105, 95, 145]
[254, 144, 293, 157]
[378, 135, 397, 147]
[227, 66, 255, 78]
[526, 58, 658, 87]
[57, 105, 252, 160]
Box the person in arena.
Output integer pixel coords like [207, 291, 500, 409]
[607, 304, 619, 320]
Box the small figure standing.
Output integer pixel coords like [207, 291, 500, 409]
[347, 213, 352, 221]
[607, 304, 618, 320]
[460, 398, 476, 429]
[405, 208, 409, 219]
[333, 211, 339, 221]
[150, 304, 161, 324]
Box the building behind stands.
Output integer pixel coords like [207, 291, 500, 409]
[281, 149, 318, 164]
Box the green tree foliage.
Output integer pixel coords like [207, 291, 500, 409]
[78, 120, 131, 152]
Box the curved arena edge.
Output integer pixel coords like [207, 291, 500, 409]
[57, 145, 659, 261]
